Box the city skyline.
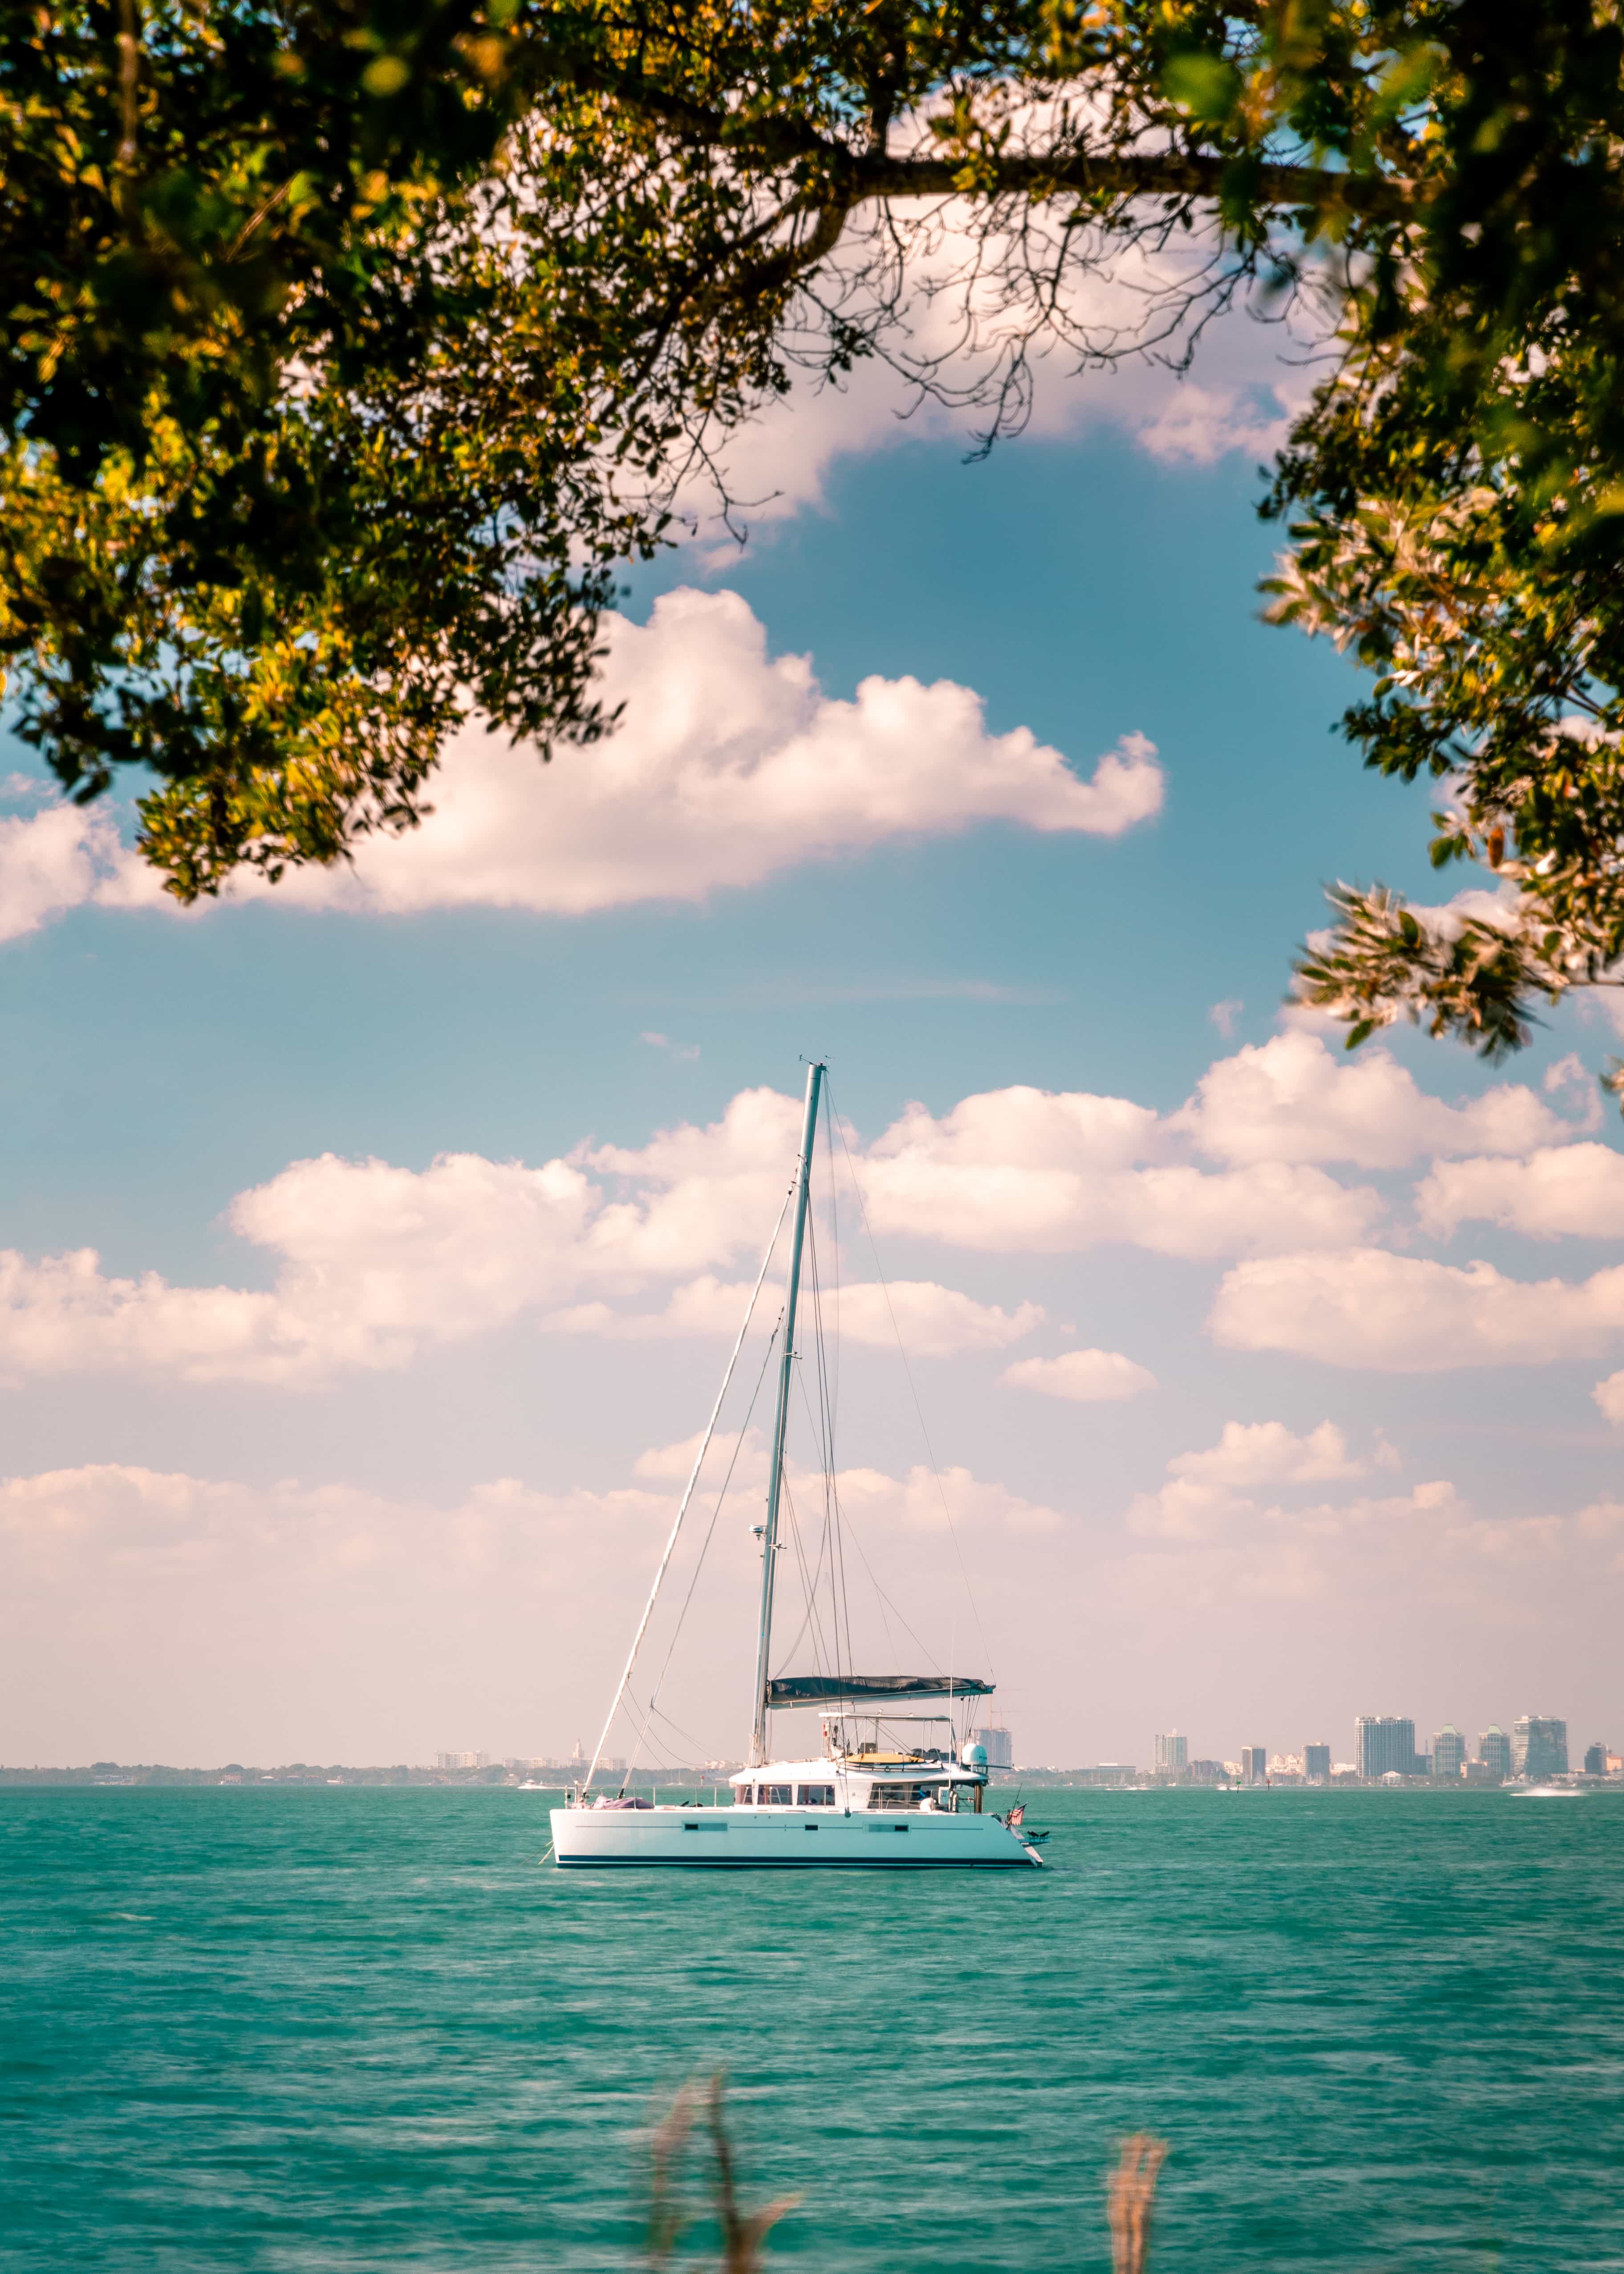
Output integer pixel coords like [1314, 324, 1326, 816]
[1, 1695, 1605, 1779]
[8, 1718, 1616, 1788]
[1137, 1710, 1590, 1781]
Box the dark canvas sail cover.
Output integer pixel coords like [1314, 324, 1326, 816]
[765, 1674, 994, 1706]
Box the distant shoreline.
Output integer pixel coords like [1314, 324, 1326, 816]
[2, 1765, 1616, 1794]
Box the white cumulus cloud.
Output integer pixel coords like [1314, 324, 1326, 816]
[0, 799, 162, 942]
[1, 593, 1161, 945]
[862, 1086, 1380, 1257]
[1168, 1420, 1365, 1488]
[8, 1031, 1603, 1390]
[0, 1248, 306, 1384]
[1175, 1029, 1570, 1170]
[598, 1073, 1384, 1264]
[1127, 1456, 1462, 1551]
[0, 1086, 1052, 1382]
[0, 1140, 725, 1385]
[268, 589, 1162, 919]
[0, 1060, 1400, 1387]
[0, 1445, 1064, 1623]
[1125, 1417, 1369, 1540]
[1210, 1247, 1624, 1370]
[1002, 1348, 1156, 1401]
[830, 1460, 1066, 1536]
[0, 1460, 681, 1591]
[1416, 1143, 1624, 1240]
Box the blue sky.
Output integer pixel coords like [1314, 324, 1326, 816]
[3, 335, 1621, 1774]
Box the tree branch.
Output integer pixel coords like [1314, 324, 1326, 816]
[556, 57, 1412, 224]
[852, 147, 1409, 220]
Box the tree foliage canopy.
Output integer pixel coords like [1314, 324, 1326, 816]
[4, 0, 1624, 1094]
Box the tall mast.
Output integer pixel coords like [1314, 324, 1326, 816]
[750, 1060, 824, 1766]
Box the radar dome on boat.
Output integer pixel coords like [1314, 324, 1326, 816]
[963, 1744, 989, 1768]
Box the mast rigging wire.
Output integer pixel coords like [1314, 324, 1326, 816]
[771, 1476, 838, 1678]
[828, 1078, 997, 1686]
[800, 1189, 856, 1689]
[619, 1317, 783, 1790]
[580, 1180, 795, 1801]
[788, 1334, 943, 1674]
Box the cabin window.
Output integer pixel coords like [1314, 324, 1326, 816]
[760, 1783, 792, 1806]
[868, 1782, 925, 1810]
[797, 1784, 835, 1807]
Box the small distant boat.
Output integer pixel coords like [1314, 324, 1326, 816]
[552, 1063, 1043, 1871]
[1510, 1784, 1586, 1798]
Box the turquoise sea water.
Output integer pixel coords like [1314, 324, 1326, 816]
[3, 1786, 1621, 2273]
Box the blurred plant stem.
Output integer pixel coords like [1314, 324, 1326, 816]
[1109, 2135, 1169, 2274]
[648, 2076, 801, 2273]
[646, 2076, 1168, 2272]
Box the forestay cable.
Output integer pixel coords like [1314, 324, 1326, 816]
[620, 1317, 783, 1790]
[580, 1182, 795, 1800]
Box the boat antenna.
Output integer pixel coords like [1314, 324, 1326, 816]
[749, 1058, 825, 1766]
[578, 1176, 796, 1803]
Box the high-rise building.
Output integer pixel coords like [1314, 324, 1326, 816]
[1303, 1743, 1331, 1782]
[1241, 1745, 1268, 1784]
[1355, 1715, 1417, 1779]
[1513, 1716, 1568, 1778]
[1432, 1726, 1466, 1778]
[1584, 1742, 1609, 1776]
[1478, 1726, 1511, 1779]
[1154, 1732, 1188, 1772]
[970, 1726, 1015, 1770]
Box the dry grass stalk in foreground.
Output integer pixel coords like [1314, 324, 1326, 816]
[1108, 2134, 1170, 2274]
[648, 2076, 801, 2274]
[649, 2077, 1168, 2272]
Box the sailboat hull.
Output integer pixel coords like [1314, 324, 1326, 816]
[549, 1806, 1043, 1867]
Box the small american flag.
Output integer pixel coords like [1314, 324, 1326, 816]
[1007, 1803, 1025, 1828]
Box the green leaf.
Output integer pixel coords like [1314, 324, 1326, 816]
[1161, 51, 1242, 126]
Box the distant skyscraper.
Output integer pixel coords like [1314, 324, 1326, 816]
[971, 1726, 1014, 1770]
[1241, 1745, 1268, 1784]
[1355, 1715, 1417, 1779]
[1154, 1732, 1188, 1771]
[1303, 1743, 1331, 1782]
[1478, 1726, 1512, 1779]
[1432, 1726, 1466, 1778]
[1584, 1742, 1609, 1776]
[1513, 1716, 1568, 1778]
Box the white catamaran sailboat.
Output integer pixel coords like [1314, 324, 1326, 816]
[551, 1062, 1043, 1869]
